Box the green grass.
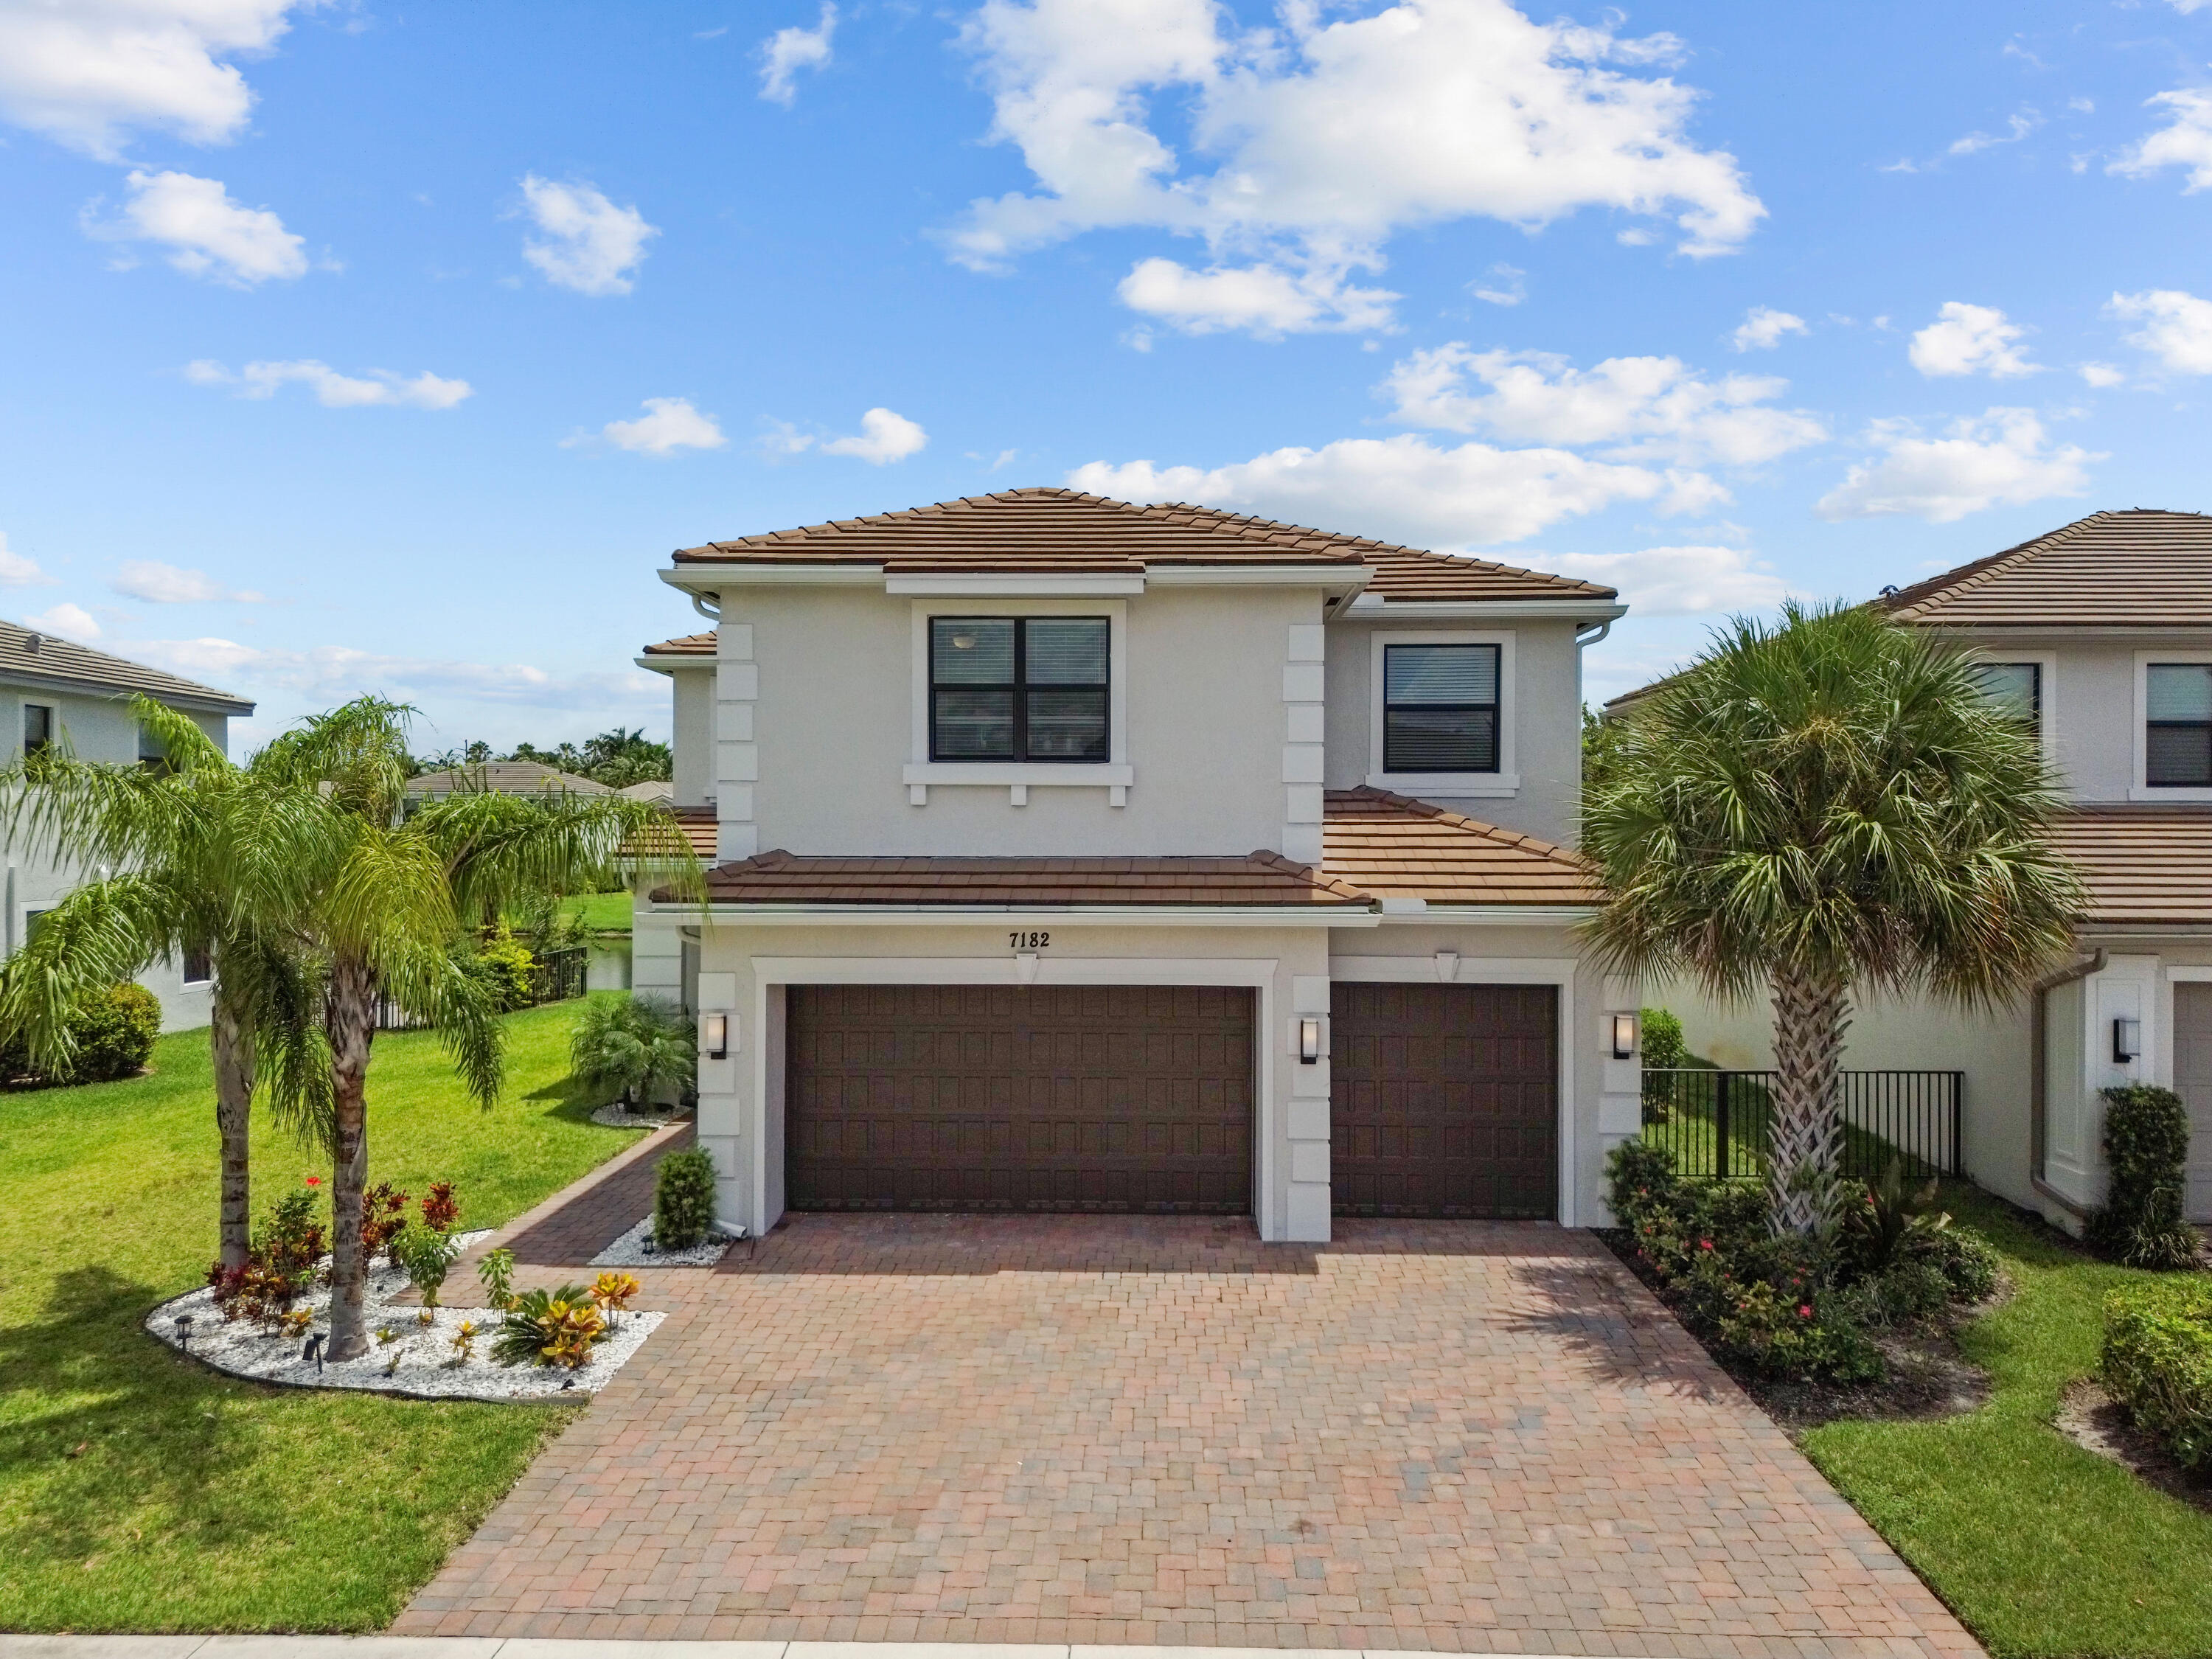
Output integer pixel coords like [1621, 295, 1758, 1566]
[0, 999, 642, 1632]
[1804, 1183, 2212, 1658]
[562, 891, 632, 933]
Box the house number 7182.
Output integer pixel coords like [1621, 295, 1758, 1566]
[1009, 931, 1051, 950]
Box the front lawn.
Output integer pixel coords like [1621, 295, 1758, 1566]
[0, 998, 639, 1632]
[1806, 1183, 2212, 1658]
[563, 890, 633, 932]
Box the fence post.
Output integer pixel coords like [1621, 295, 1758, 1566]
[1950, 1070, 1964, 1178]
[1716, 1072, 1731, 1180]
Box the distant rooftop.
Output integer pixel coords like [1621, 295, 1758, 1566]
[0, 617, 253, 715]
[1877, 509, 2212, 628]
[407, 759, 611, 796]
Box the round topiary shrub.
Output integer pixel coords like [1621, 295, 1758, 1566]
[2089, 1084, 2201, 1270]
[653, 1147, 719, 1250]
[0, 980, 161, 1085]
[1640, 1007, 1688, 1070]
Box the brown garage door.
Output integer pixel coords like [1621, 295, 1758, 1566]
[1331, 982, 1557, 1218]
[786, 984, 1254, 1213]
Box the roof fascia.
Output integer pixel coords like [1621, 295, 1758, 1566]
[660, 565, 878, 594]
[1341, 596, 1627, 622]
[0, 669, 253, 715]
[885, 572, 1147, 597]
[1372, 904, 1598, 924]
[633, 653, 716, 675]
[1147, 564, 1374, 594]
[646, 902, 1381, 927]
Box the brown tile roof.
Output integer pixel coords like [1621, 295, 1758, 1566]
[672, 487, 1615, 606]
[1878, 509, 2212, 627]
[2056, 807, 2212, 930]
[691, 848, 1371, 908]
[669, 805, 717, 859]
[641, 632, 715, 657]
[0, 616, 254, 714]
[1323, 788, 1599, 907]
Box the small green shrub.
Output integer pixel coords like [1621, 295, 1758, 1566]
[2088, 1085, 2200, 1270]
[0, 981, 161, 1085]
[462, 925, 538, 1014]
[392, 1223, 463, 1308]
[2102, 1281, 2212, 1467]
[1640, 1007, 1688, 1070]
[1912, 1223, 2001, 1302]
[653, 1147, 718, 1250]
[477, 1245, 517, 1311]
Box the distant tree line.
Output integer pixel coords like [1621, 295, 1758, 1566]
[411, 726, 672, 789]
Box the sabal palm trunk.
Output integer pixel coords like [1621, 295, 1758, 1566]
[324, 952, 379, 1360]
[1767, 965, 1848, 1235]
[210, 980, 257, 1270]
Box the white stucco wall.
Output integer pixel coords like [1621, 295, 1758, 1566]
[1324, 619, 1586, 845]
[669, 667, 715, 809]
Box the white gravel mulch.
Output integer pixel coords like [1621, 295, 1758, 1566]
[143, 1232, 664, 1401]
[588, 1102, 690, 1129]
[589, 1216, 742, 1267]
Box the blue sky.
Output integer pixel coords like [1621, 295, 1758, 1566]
[2, 0, 2209, 751]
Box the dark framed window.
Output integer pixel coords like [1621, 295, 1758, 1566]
[22, 703, 52, 757]
[2147, 663, 2212, 787]
[929, 616, 1109, 762]
[24, 908, 51, 945]
[183, 941, 212, 985]
[1967, 662, 2040, 732]
[1383, 642, 1500, 773]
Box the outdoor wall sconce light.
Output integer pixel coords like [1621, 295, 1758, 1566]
[1298, 1016, 1326, 1065]
[703, 1012, 730, 1060]
[2113, 1015, 2140, 1065]
[1613, 1012, 1640, 1060]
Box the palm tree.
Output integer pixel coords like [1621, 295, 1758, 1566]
[0, 698, 335, 1268]
[257, 698, 699, 1359]
[1581, 601, 2084, 1234]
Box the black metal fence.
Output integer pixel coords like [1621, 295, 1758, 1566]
[373, 945, 591, 1031]
[1639, 1068, 1964, 1183]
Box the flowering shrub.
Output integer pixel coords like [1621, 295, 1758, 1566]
[360, 1182, 411, 1270]
[591, 1271, 640, 1315]
[207, 1180, 329, 1329]
[492, 1284, 608, 1369]
[420, 1181, 460, 1234]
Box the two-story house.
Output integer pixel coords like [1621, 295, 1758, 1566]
[633, 487, 1639, 1242]
[1637, 509, 2212, 1233]
[0, 618, 256, 1029]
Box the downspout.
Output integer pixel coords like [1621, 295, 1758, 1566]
[690, 591, 722, 623]
[2031, 946, 2107, 1217]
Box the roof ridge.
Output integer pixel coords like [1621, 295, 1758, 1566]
[1245, 847, 1374, 901]
[1332, 786, 1585, 866]
[1879, 511, 2115, 619]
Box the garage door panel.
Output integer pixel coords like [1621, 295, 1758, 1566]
[787, 983, 1254, 1214]
[1332, 981, 1557, 1219]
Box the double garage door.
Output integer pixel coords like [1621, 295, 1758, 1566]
[784, 981, 1556, 1218]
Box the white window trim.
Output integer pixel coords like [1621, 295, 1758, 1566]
[905, 599, 1131, 805]
[1962, 647, 2058, 759]
[2132, 650, 2212, 801]
[1366, 630, 1518, 796]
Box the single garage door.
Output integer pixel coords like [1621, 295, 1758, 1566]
[1331, 981, 1558, 1218]
[786, 984, 1254, 1213]
[2175, 981, 2212, 1222]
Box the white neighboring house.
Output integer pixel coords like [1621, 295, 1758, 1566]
[1630, 509, 2212, 1233]
[406, 759, 611, 800]
[634, 487, 1639, 1243]
[0, 618, 256, 1032]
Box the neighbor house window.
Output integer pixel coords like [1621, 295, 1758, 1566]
[2147, 663, 2212, 787]
[22, 703, 52, 757]
[1967, 662, 2040, 732]
[1383, 642, 1500, 773]
[929, 616, 1109, 762]
[137, 721, 170, 774]
[24, 908, 51, 945]
[182, 942, 212, 984]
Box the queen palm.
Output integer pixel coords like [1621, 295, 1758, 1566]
[0, 698, 335, 1268]
[1581, 601, 2084, 1234]
[257, 698, 699, 1359]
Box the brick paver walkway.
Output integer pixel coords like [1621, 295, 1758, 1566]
[397, 1210, 1978, 1658]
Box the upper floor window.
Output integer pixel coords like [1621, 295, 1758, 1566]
[929, 616, 1109, 763]
[22, 703, 52, 758]
[2146, 663, 2212, 787]
[1967, 662, 2041, 732]
[1383, 642, 1500, 773]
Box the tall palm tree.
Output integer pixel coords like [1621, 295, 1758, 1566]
[0, 698, 335, 1267]
[257, 698, 699, 1359]
[1581, 601, 2084, 1234]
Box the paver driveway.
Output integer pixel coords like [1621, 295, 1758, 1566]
[399, 1213, 1978, 1658]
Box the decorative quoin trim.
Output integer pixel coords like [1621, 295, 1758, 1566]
[1282, 622, 1325, 864]
[716, 619, 759, 861]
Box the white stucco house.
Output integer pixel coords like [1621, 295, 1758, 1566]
[1635, 509, 2212, 1233]
[631, 487, 1643, 1243]
[0, 617, 256, 1031]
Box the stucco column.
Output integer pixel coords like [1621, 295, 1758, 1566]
[692, 966, 745, 1231]
[716, 619, 759, 862]
[1593, 973, 1644, 1223]
[1284, 970, 1333, 1240]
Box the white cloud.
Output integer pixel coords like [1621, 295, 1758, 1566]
[1070, 432, 1722, 549]
[774, 406, 930, 464]
[949, 0, 1764, 336]
[24, 602, 100, 641]
[1542, 543, 1787, 616]
[518, 175, 656, 297]
[1470, 263, 1525, 307]
[0, 532, 54, 588]
[84, 168, 307, 285]
[0, 0, 310, 160]
[110, 559, 264, 603]
[1380, 344, 1826, 467]
[1116, 257, 1397, 335]
[1815, 408, 2100, 524]
[121, 636, 667, 712]
[1949, 110, 2041, 156]
[185, 358, 471, 408]
[2111, 88, 2212, 192]
[1907, 301, 2038, 378]
[759, 2, 835, 105]
[1731, 306, 1806, 352]
[2109, 288, 2212, 375]
[2079, 361, 2127, 388]
[585, 397, 727, 457]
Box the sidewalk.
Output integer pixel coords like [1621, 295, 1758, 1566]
[0, 1642, 1651, 1659]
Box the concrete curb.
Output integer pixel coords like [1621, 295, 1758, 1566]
[0, 1643, 1674, 1659]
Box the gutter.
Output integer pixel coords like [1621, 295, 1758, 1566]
[640, 902, 1385, 929]
[2031, 946, 2107, 1217]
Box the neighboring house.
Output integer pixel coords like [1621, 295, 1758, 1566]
[406, 759, 610, 799]
[617, 778, 675, 804]
[1626, 509, 2212, 1232]
[633, 487, 1634, 1242]
[0, 619, 255, 1032]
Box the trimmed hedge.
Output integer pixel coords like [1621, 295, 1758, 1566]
[2088, 1085, 2200, 1270]
[2102, 1280, 2212, 1467]
[0, 981, 161, 1086]
[653, 1147, 718, 1251]
[1640, 1006, 1688, 1070]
